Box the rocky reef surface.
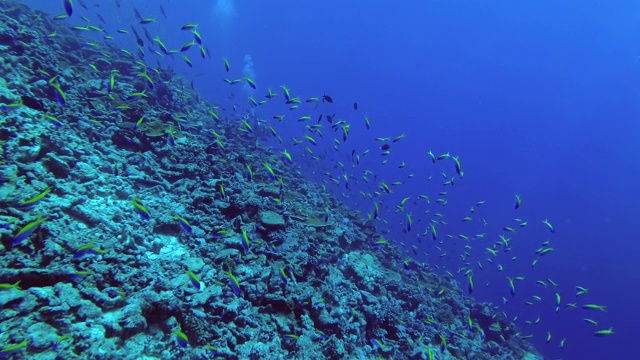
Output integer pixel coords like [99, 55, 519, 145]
[0, 1, 541, 359]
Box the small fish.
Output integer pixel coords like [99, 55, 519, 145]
[182, 55, 192, 68]
[181, 23, 198, 30]
[279, 268, 289, 284]
[322, 94, 333, 103]
[370, 339, 385, 350]
[11, 216, 47, 247]
[280, 150, 293, 165]
[173, 216, 192, 233]
[193, 30, 202, 44]
[131, 197, 150, 220]
[106, 73, 115, 93]
[583, 318, 598, 326]
[453, 156, 463, 177]
[181, 40, 195, 52]
[514, 194, 522, 210]
[245, 164, 253, 182]
[576, 286, 589, 296]
[186, 270, 203, 290]
[542, 218, 555, 233]
[594, 327, 614, 337]
[426, 151, 436, 164]
[264, 162, 276, 181]
[245, 77, 257, 90]
[0, 281, 21, 290]
[226, 270, 241, 295]
[173, 326, 189, 347]
[0, 340, 28, 355]
[242, 229, 250, 251]
[582, 304, 607, 312]
[50, 83, 66, 105]
[392, 133, 406, 143]
[73, 241, 106, 259]
[507, 277, 516, 297]
[63, 0, 73, 16]
[17, 186, 51, 209]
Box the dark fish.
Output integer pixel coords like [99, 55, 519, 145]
[327, 114, 334, 123]
[96, 13, 106, 24]
[317, 114, 322, 123]
[130, 26, 143, 46]
[78, 0, 88, 11]
[381, 144, 390, 151]
[63, 0, 73, 16]
[354, 102, 358, 110]
[133, 7, 142, 21]
[322, 94, 333, 103]
[115, 0, 121, 8]
[160, 5, 167, 18]
[142, 27, 153, 43]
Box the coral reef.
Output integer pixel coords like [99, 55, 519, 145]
[0, 1, 541, 359]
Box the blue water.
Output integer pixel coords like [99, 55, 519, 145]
[23, 0, 640, 358]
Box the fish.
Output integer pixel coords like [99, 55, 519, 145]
[16, 186, 51, 208]
[507, 277, 516, 297]
[222, 58, 230, 72]
[174, 216, 192, 233]
[186, 270, 203, 290]
[514, 194, 522, 209]
[264, 162, 276, 181]
[279, 268, 289, 284]
[173, 326, 189, 347]
[245, 77, 257, 90]
[242, 229, 250, 251]
[594, 328, 614, 337]
[63, 0, 73, 16]
[182, 55, 193, 68]
[582, 304, 606, 312]
[50, 83, 66, 105]
[245, 164, 253, 182]
[453, 156, 463, 176]
[193, 30, 202, 44]
[226, 270, 241, 295]
[131, 198, 150, 220]
[0, 281, 21, 290]
[11, 216, 47, 247]
[428, 151, 436, 164]
[181, 40, 195, 52]
[542, 218, 556, 233]
[73, 241, 106, 258]
[181, 23, 198, 30]
[0, 340, 28, 355]
[322, 94, 333, 103]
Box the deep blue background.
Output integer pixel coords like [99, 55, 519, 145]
[24, 0, 640, 358]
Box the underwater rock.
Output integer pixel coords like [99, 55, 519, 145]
[260, 210, 285, 230]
